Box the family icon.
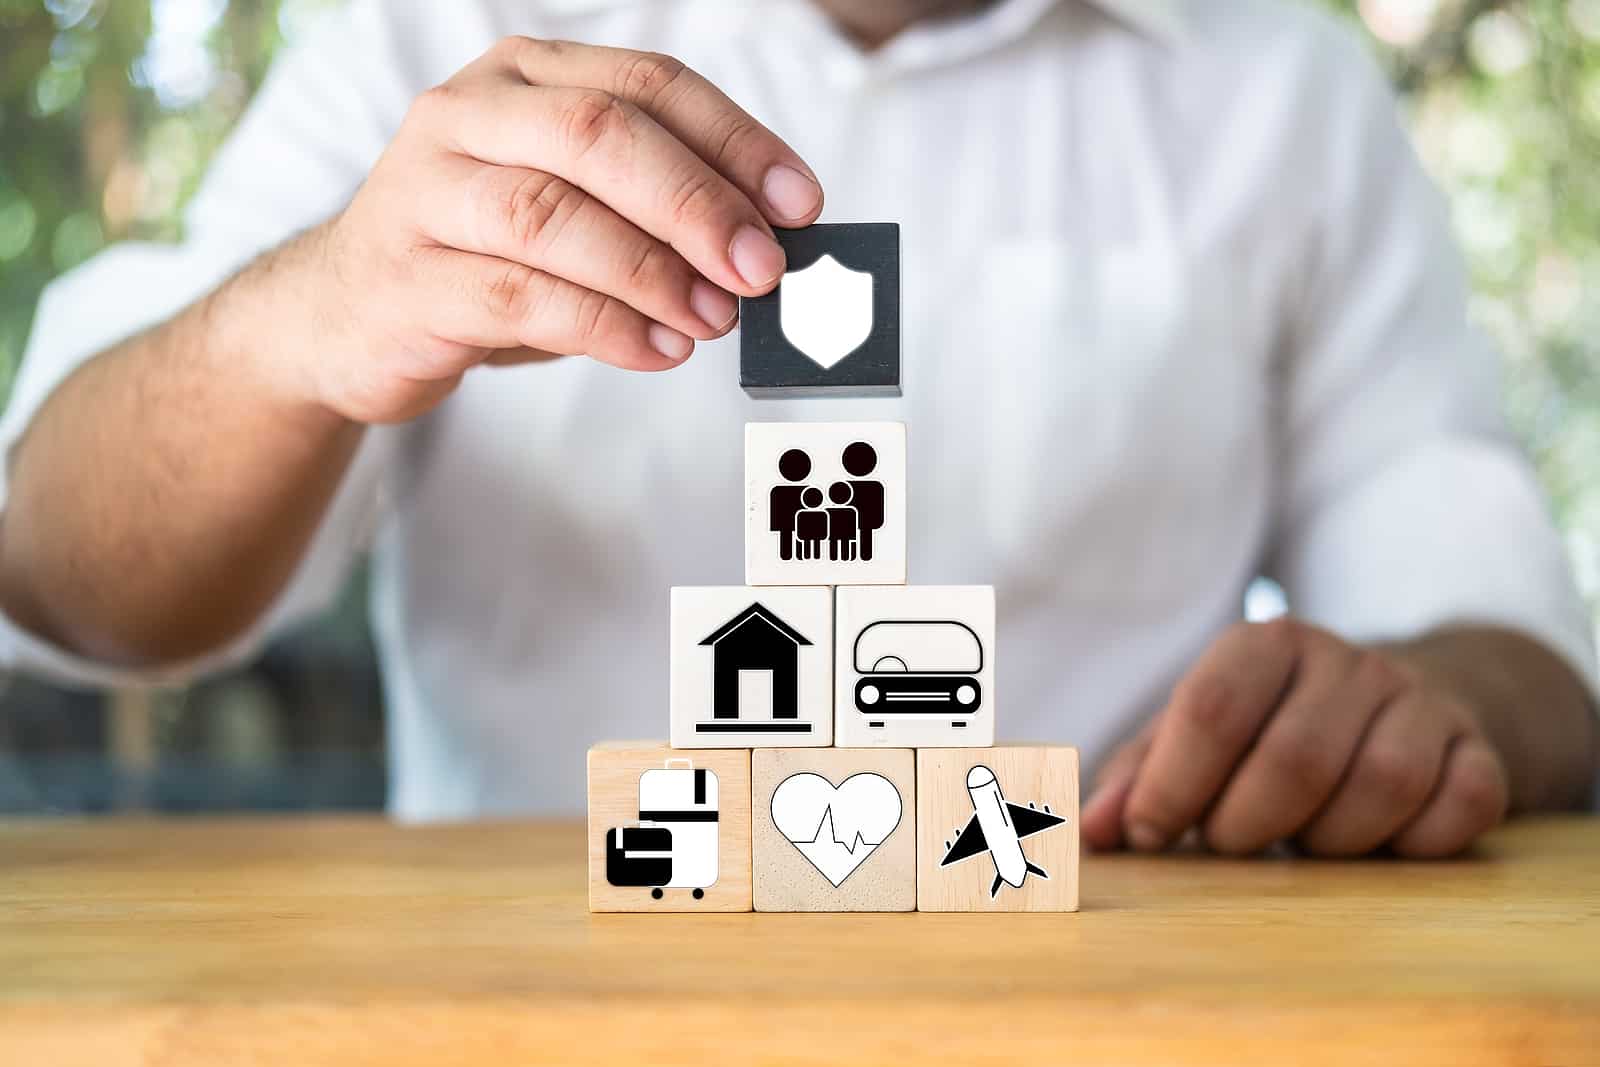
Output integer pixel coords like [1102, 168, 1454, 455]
[769, 442, 885, 563]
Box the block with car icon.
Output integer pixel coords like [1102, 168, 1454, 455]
[834, 585, 996, 748]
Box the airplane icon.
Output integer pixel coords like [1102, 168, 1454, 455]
[939, 764, 1067, 898]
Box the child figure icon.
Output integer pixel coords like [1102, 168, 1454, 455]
[768, 443, 884, 564]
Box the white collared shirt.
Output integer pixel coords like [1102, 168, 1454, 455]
[3, 0, 1594, 818]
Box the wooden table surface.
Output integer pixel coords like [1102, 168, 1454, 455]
[2, 816, 1597, 1066]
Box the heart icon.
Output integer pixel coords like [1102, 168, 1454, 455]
[770, 772, 902, 887]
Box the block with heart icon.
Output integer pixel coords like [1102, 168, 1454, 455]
[744, 421, 907, 587]
[588, 743, 752, 912]
[738, 222, 900, 398]
[752, 748, 915, 912]
[917, 746, 1079, 913]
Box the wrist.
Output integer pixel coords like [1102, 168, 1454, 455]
[206, 220, 356, 433]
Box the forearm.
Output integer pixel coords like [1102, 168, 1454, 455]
[1388, 625, 1598, 812]
[0, 226, 363, 666]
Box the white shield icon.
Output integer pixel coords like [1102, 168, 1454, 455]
[778, 254, 875, 370]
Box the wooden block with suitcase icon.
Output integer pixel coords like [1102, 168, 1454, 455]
[587, 744, 751, 912]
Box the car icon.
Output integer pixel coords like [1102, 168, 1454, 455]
[852, 620, 983, 728]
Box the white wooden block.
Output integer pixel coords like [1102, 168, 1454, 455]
[670, 586, 833, 748]
[744, 421, 906, 586]
[834, 585, 995, 748]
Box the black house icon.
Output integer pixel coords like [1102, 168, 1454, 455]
[696, 602, 813, 733]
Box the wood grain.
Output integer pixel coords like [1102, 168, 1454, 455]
[752, 747, 915, 911]
[586, 743, 751, 912]
[2, 815, 1598, 1065]
[918, 745, 1079, 911]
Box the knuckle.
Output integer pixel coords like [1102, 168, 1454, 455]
[1264, 723, 1340, 787]
[619, 239, 669, 294]
[613, 50, 690, 107]
[503, 172, 585, 252]
[1254, 615, 1305, 653]
[570, 286, 614, 344]
[663, 163, 726, 227]
[490, 34, 541, 65]
[483, 262, 538, 323]
[1358, 743, 1430, 804]
[703, 109, 765, 167]
[1351, 649, 1403, 699]
[560, 89, 635, 162]
[409, 83, 459, 125]
[1174, 674, 1246, 742]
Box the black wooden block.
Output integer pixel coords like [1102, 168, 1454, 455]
[739, 222, 900, 398]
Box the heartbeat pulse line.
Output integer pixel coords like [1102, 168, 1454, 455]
[797, 807, 886, 855]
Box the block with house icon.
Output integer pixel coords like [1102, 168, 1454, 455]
[669, 586, 833, 748]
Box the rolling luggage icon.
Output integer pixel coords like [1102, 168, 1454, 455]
[604, 759, 719, 900]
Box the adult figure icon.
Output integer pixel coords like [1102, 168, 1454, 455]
[841, 441, 885, 561]
[769, 448, 811, 560]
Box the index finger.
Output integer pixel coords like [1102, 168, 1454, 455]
[501, 39, 824, 227]
[1121, 620, 1301, 851]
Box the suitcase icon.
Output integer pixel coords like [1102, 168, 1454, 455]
[605, 759, 719, 900]
[605, 826, 673, 888]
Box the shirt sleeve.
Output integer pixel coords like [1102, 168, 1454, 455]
[0, 0, 411, 689]
[1266, 24, 1600, 704]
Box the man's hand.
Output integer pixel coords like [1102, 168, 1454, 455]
[1081, 618, 1524, 859]
[283, 38, 823, 423]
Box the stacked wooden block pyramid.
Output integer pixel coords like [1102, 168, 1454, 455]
[587, 225, 1078, 914]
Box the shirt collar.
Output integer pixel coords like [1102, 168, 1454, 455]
[1084, 0, 1185, 41]
[760, 0, 1184, 86]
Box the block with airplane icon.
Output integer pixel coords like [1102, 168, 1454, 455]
[916, 746, 1079, 912]
[739, 223, 901, 398]
[752, 747, 915, 912]
[834, 585, 995, 748]
[588, 743, 752, 912]
[670, 586, 834, 748]
[744, 421, 907, 587]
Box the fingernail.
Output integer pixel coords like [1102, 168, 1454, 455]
[729, 224, 786, 289]
[648, 323, 693, 362]
[689, 279, 738, 334]
[1126, 821, 1165, 852]
[762, 163, 821, 221]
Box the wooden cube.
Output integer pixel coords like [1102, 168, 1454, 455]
[752, 748, 915, 912]
[835, 585, 995, 748]
[587, 743, 751, 912]
[670, 586, 833, 748]
[738, 223, 901, 398]
[744, 421, 906, 586]
[916, 746, 1078, 912]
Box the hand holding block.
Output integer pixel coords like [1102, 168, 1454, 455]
[739, 223, 900, 398]
[669, 586, 833, 748]
[917, 746, 1079, 912]
[588, 743, 752, 912]
[834, 585, 995, 748]
[753, 748, 915, 912]
[745, 421, 907, 586]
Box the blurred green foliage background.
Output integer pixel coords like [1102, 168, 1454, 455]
[0, 0, 1595, 811]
